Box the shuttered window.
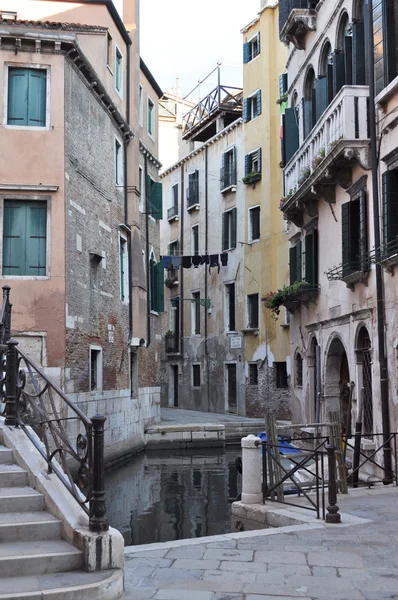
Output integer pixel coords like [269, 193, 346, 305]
[149, 257, 164, 313]
[8, 68, 47, 127]
[304, 229, 318, 285]
[247, 294, 259, 329]
[289, 240, 302, 285]
[282, 108, 299, 166]
[148, 98, 154, 135]
[342, 192, 368, 276]
[382, 170, 398, 250]
[147, 176, 163, 220]
[244, 148, 262, 176]
[115, 48, 123, 92]
[243, 90, 261, 122]
[222, 208, 237, 251]
[3, 200, 47, 276]
[243, 32, 260, 64]
[249, 206, 260, 241]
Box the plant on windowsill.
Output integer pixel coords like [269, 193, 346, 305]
[242, 171, 261, 185]
[297, 166, 311, 186]
[262, 281, 318, 320]
[311, 147, 326, 171]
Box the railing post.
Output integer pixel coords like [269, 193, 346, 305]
[241, 435, 262, 504]
[89, 414, 109, 532]
[5, 339, 18, 426]
[326, 444, 341, 524]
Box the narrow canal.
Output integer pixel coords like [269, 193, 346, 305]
[105, 447, 241, 546]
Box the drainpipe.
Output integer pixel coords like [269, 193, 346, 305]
[125, 42, 132, 342]
[180, 165, 184, 357]
[205, 146, 210, 411]
[366, 0, 392, 482]
[145, 154, 151, 347]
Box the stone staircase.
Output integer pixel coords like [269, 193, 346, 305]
[0, 440, 123, 599]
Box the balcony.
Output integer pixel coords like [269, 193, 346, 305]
[279, 0, 320, 49]
[326, 258, 371, 291]
[220, 166, 237, 193]
[187, 187, 200, 211]
[281, 86, 370, 227]
[167, 204, 179, 222]
[165, 332, 179, 354]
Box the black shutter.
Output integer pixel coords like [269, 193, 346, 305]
[333, 51, 345, 96]
[342, 201, 351, 275]
[296, 240, 302, 281]
[230, 284, 236, 331]
[221, 152, 226, 189]
[283, 107, 299, 165]
[303, 99, 312, 139]
[305, 230, 318, 286]
[279, 73, 288, 96]
[243, 98, 250, 122]
[244, 154, 250, 176]
[344, 34, 353, 86]
[327, 62, 334, 104]
[382, 170, 398, 247]
[289, 246, 297, 285]
[231, 208, 237, 249]
[353, 21, 366, 85]
[222, 212, 227, 251]
[315, 77, 327, 121]
[256, 89, 262, 116]
[359, 189, 368, 269]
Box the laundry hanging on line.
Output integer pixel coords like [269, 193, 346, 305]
[161, 253, 228, 271]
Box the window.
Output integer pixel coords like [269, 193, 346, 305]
[168, 239, 180, 256]
[3, 200, 47, 276]
[304, 229, 318, 285]
[139, 85, 143, 126]
[192, 225, 199, 256]
[382, 170, 398, 253]
[342, 190, 368, 276]
[139, 166, 143, 211]
[249, 206, 260, 242]
[243, 90, 261, 122]
[303, 68, 316, 139]
[90, 347, 102, 392]
[244, 148, 262, 178]
[275, 362, 288, 388]
[119, 235, 128, 302]
[168, 183, 179, 220]
[282, 107, 299, 166]
[249, 363, 258, 386]
[115, 47, 123, 93]
[147, 176, 163, 219]
[295, 353, 303, 387]
[243, 32, 261, 63]
[7, 67, 47, 128]
[107, 32, 112, 68]
[187, 171, 199, 209]
[289, 240, 302, 285]
[148, 98, 154, 136]
[225, 283, 236, 332]
[115, 140, 122, 186]
[192, 291, 201, 335]
[222, 208, 237, 251]
[247, 293, 259, 329]
[221, 147, 237, 190]
[192, 364, 201, 387]
[149, 254, 164, 313]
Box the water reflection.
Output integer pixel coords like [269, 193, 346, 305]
[105, 447, 241, 546]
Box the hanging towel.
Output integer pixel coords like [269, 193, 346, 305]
[163, 256, 172, 269]
[220, 253, 228, 267]
[182, 256, 192, 269]
[192, 256, 202, 268]
[200, 255, 209, 265]
[171, 256, 182, 269]
[209, 254, 220, 274]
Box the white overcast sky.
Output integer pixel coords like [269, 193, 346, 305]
[115, 0, 261, 97]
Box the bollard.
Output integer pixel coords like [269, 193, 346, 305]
[89, 414, 109, 532]
[241, 434, 262, 504]
[326, 444, 341, 524]
[5, 339, 18, 426]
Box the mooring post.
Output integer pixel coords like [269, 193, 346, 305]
[5, 339, 18, 426]
[241, 434, 263, 504]
[89, 414, 109, 532]
[326, 443, 341, 524]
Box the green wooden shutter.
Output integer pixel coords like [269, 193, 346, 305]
[26, 203, 47, 275]
[231, 208, 237, 249]
[342, 201, 351, 275]
[333, 52, 345, 97]
[353, 21, 366, 85]
[257, 147, 262, 173]
[151, 182, 163, 220]
[222, 212, 227, 251]
[279, 73, 288, 96]
[243, 42, 250, 64]
[382, 170, 398, 247]
[296, 240, 302, 281]
[315, 77, 327, 121]
[243, 98, 250, 122]
[3, 201, 26, 275]
[289, 246, 297, 285]
[256, 89, 262, 115]
[28, 69, 46, 127]
[156, 259, 164, 313]
[244, 154, 250, 176]
[303, 99, 312, 139]
[305, 230, 318, 285]
[7, 68, 28, 125]
[359, 189, 368, 269]
[283, 108, 299, 165]
[344, 35, 353, 85]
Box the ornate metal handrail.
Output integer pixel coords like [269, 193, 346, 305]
[1, 288, 108, 533]
[220, 166, 237, 191]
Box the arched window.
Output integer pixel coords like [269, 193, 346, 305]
[303, 68, 316, 139]
[336, 13, 352, 87]
[317, 42, 333, 117]
[352, 0, 366, 86]
[356, 326, 373, 437]
[295, 352, 303, 387]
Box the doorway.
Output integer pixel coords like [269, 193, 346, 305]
[170, 365, 179, 407]
[226, 364, 237, 414]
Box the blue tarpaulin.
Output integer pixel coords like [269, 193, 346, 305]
[257, 433, 303, 455]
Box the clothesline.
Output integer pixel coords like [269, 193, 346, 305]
[161, 253, 229, 273]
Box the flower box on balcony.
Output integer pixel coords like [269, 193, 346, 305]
[262, 281, 319, 318]
[242, 172, 261, 185]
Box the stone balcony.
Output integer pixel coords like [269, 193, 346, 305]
[281, 86, 370, 227]
[279, 0, 320, 49]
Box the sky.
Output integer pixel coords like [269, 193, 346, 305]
[116, 0, 261, 98]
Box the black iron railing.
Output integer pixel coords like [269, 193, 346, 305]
[0, 287, 108, 532]
[167, 205, 179, 220]
[220, 166, 237, 191]
[187, 184, 199, 209]
[346, 432, 398, 488]
[279, 0, 319, 34]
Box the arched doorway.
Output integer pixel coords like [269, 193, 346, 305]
[356, 326, 373, 437]
[324, 337, 350, 431]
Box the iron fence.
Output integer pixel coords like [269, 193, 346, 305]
[346, 431, 398, 488]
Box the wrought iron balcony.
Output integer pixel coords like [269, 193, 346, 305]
[220, 166, 237, 192]
[325, 258, 371, 290]
[165, 332, 179, 354]
[167, 204, 179, 222]
[281, 86, 370, 227]
[187, 186, 200, 210]
[279, 0, 320, 48]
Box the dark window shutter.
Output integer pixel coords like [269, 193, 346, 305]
[244, 154, 250, 176]
[222, 212, 227, 251]
[27, 203, 47, 275]
[28, 69, 47, 126]
[296, 240, 302, 281]
[279, 73, 288, 96]
[303, 99, 312, 139]
[243, 42, 250, 64]
[283, 107, 299, 165]
[256, 89, 262, 116]
[232, 146, 237, 184]
[315, 77, 327, 121]
[327, 62, 334, 104]
[156, 259, 165, 313]
[333, 51, 345, 97]
[289, 246, 297, 285]
[231, 208, 237, 249]
[243, 98, 250, 122]
[305, 230, 318, 285]
[382, 170, 398, 246]
[3, 201, 26, 275]
[257, 31, 261, 53]
[353, 21, 366, 85]
[151, 182, 163, 220]
[341, 201, 351, 272]
[7, 68, 28, 125]
[344, 34, 353, 85]
[359, 189, 368, 267]
[257, 147, 262, 173]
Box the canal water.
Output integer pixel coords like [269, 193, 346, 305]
[105, 447, 241, 546]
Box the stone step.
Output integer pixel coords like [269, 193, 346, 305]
[0, 511, 62, 542]
[0, 447, 13, 464]
[0, 539, 83, 577]
[0, 487, 44, 513]
[0, 464, 28, 487]
[0, 569, 123, 600]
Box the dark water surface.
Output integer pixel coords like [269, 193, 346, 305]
[105, 447, 241, 546]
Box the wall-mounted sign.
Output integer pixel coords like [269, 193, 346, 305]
[230, 336, 242, 349]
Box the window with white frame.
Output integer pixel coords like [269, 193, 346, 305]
[243, 32, 261, 63]
[222, 208, 237, 251]
[192, 224, 199, 256]
[247, 293, 259, 329]
[90, 346, 102, 391]
[244, 148, 261, 177]
[139, 85, 143, 126]
[249, 206, 261, 242]
[115, 47, 123, 93]
[119, 234, 129, 302]
[243, 90, 261, 123]
[148, 98, 154, 136]
[6, 66, 48, 128]
[115, 139, 123, 186]
[107, 32, 112, 68]
[2, 198, 48, 276]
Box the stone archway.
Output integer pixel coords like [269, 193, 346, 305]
[324, 337, 350, 429]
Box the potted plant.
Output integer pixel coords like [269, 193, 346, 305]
[242, 171, 261, 185]
[262, 281, 318, 319]
[297, 167, 311, 186]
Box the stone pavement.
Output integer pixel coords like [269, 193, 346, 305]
[161, 407, 265, 425]
[123, 486, 398, 600]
